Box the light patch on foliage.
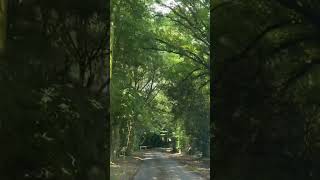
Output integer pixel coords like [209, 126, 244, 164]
[40, 87, 58, 105]
[58, 102, 80, 119]
[151, 0, 179, 15]
[61, 167, 72, 175]
[34, 132, 55, 141]
[88, 98, 104, 110]
[59, 103, 70, 112]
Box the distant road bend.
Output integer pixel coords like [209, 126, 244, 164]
[133, 149, 204, 180]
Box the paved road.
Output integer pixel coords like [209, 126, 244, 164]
[133, 150, 204, 180]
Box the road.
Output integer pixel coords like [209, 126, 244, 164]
[133, 150, 205, 180]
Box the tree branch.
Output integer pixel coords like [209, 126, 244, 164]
[211, 0, 237, 13]
[277, 0, 320, 29]
[280, 59, 320, 93]
[155, 38, 209, 68]
[226, 21, 295, 63]
[159, 3, 207, 44]
[98, 76, 110, 94]
[165, 15, 209, 46]
[144, 46, 209, 70]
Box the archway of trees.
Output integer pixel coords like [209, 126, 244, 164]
[110, 0, 210, 161]
[0, 0, 210, 179]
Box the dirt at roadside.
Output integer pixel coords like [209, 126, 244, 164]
[110, 151, 144, 180]
[168, 153, 210, 180]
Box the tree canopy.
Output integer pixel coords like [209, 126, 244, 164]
[213, 0, 320, 179]
[110, 0, 210, 160]
[0, 1, 109, 179]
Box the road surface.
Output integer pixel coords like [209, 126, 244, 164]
[133, 150, 204, 180]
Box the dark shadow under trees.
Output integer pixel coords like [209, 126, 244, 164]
[212, 0, 320, 179]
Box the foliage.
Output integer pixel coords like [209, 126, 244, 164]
[0, 1, 109, 180]
[110, 0, 210, 161]
[213, 0, 320, 179]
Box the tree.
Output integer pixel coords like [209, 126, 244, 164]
[0, 1, 110, 179]
[212, 0, 320, 179]
[0, 0, 7, 54]
[110, 0, 210, 161]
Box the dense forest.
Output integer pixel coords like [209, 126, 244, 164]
[0, 0, 109, 180]
[0, 0, 210, 179]
[2, 0, 320, 179]
[213, 0, 320, 179]
[110, 0, 210, 161]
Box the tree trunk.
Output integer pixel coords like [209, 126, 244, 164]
[111, 124, 120, 161]
[0, 0, 7, 55]
[125, 119, 133, 155]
